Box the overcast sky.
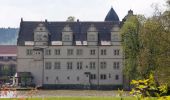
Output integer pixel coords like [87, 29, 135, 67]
[0, 0, 167, 27]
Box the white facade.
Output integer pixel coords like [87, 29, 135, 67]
[17, 45, 123, 86]
[17, 20, 123, 89]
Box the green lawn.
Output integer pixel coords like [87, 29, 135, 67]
[0, 96, 170, 100]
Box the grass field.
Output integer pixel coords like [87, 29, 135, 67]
[0, 96, 170, 100]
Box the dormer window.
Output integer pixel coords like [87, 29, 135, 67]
[88, 34, 96, 41]
[34, 23, 49, 43]
[39, 28, 43, 31]
[111, 25, 120, 42]
[62, 25, 73, 45]
[36, 34, 42, 41]
[87, 24, 98, 45]
[33, 23, 50, 46]
[63, 35, 70, 41]
[112, 34, 119, 41]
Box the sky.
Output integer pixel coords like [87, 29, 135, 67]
[0, 0, 167, 27]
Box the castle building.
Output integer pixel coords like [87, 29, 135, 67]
[16, 8, 123, 89]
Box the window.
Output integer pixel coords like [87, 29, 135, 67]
[55, 49, 60, 55]
[8, 57, 12, 60]
[77, 62, 83, 70]
[67, 49, 73, 55]
[46, 77, 49, 81]
[90, 74, 96, 80]
[115, 75, 119, 80]
[54, 62, 60, 69]
[35, 34, 42, 41]
[90, 49, 95, 55]
[77, 77, 79, 81]
[113, 62, 120, 70]
[67, 62, 72, 70]
[88, 34, 96, 41]
[100, 74, 107, 80]
[77, 49, 83, 55]
[100, 62, 107, 69]
[101, 49, 107, 55]
[45, 49, 51, 55]
[0, 57, 3, 60]
[112, 34, 119, 41]
[114, 49, 120, 55]
[109, 74, 111, 78]
[67, 76, 70, 80]
[45, 62, 52, 70]
[89, 62, 95, 69]
[26, 49, 32, 55]
[64, 35, 70, 41]
[56, 76, 59, 80]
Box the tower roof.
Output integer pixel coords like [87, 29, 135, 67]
[105, 7, 119, 22]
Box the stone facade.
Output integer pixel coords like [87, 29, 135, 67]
[16, 7, 124, 89]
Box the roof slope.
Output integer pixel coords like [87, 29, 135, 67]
[0, 45, 17, 55]
[18, 21, 120, 45]
[105, 7, 119, 22]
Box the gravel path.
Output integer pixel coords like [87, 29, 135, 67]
[16, 90, 130, 97]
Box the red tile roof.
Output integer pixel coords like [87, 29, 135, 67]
[0, 45, 17, 55]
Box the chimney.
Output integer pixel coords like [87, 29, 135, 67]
[21, 18, 23, 22]
[77, 19, 79, 22]
[45, 19, 48, 23]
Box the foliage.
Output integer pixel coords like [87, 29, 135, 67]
[121, 15, 141, 80]
[121, 0, 170, 87]
[137, 19, 162, 78]
[130, 74, 168, 97]
[66, 16, 75, 22]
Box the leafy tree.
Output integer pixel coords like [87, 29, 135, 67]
[66, 16, 75, 22]
[121, 0, 170, 88]
[154, 9, 170, 86]
[121, 15, 141, 80]
[138, 18, 163, 77]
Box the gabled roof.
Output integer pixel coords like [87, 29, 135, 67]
[0, 45, 17, 56]
[17, 21, 120, 45]
[105, 7, 119, 22]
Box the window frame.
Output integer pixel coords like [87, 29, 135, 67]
[90, 49, 96, 55]
[54, 62, 61, 69]
[55, 49, 60, 55]
[67, 49, 73, 56]
[45, 62, 52, 70]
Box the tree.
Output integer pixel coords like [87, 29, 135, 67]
[154, 7, 170, 86]
[66, 16, 75, 22]
[121, 15, 141, 80]
[135, 9, 170, 86]
[121, 0, 170, 88]
[140, 20, 160, 76]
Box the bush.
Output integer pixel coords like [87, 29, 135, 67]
[130, 74, 168, 97]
